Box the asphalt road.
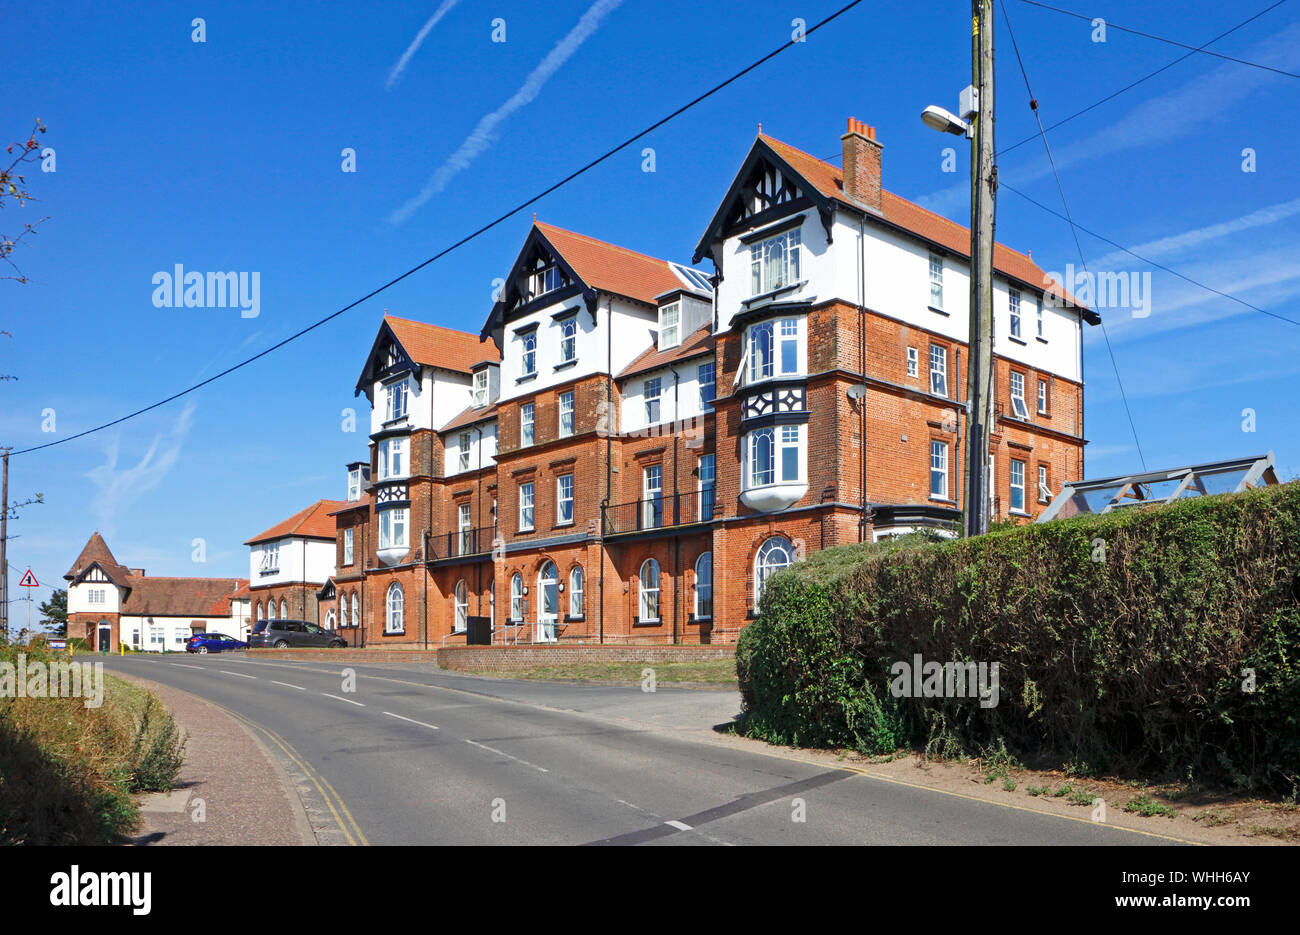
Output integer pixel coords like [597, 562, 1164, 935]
[101, 653, 1179, 846]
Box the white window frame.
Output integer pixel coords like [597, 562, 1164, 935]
[386, 583, 404, 634]
[928, 253, 944, 309]
[1038, 464, 1052, 503]
[906, 347, 918, 378]
[749, 428, 775, 487]
[458, 503, 472, 554]
[560, 316, 578, 363]
[930, 345, 948, 397]
[1009, 287, 1022, 339]
[385, 379, 409, 422]
[754, 537, 793, 606]
[930, 440, 949, 499]
[518, 482, 535, 531]
[454, 580, 468, 632]
[698, 362, 715, 412]
[378, 507, 408, 550]
[644, 377, 662, 425]
[260, 542, 280, 574]
[1010, 458, 1027, 513]
[642, 465, 663, 528]
[473, 369, 489, 407]
[378, 437, 406, 480]
[639, 559, 661, 622]
[347, 468, 360, 501]
[698, 453, 716, 521]
[749, 227, 802, 295]
[1037, 378, 1048, 415]
[350, 592, 359, 627]
[510, 573, 523, 621]
[569, 566, 584, 617]
[557, 474, 574, 525]
[1010, 371, 1029, 419]
[659, 302, 680, 350]
[520, 402, 534, 447]
[559, 391, 574, 438]
[694, 551, 713, 619]
[521, 330, 537, 376]
[458, 431, 471, 471]
[343, 528, 354, 566]
[1036, 296, 1045, 339]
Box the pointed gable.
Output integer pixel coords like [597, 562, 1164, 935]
[483, 222, 689, 337]
[64, 532, 131, 585]
[354, 315, 497, 396]
[245, 499, 347, 546]
[693, 135, 838, 267]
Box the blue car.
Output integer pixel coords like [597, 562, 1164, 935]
[185, 632, 247, 654]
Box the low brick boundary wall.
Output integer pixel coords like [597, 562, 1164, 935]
[246, 648, 439, 663]
[437, 644, 735, 672]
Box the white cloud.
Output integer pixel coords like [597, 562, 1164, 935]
[385, 1, 463, 91]
[1090, 197, 1300, 270]
[84, 402, 197, 539]
[390, 0, 625, 224]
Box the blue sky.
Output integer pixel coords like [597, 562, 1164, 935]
[3, 0, 1298, 617]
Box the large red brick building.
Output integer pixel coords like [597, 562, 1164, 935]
[327, 118, 1093, 647]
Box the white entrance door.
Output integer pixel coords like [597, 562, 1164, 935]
[536, 562, 558, 643]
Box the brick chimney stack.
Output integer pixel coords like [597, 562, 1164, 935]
[841, 117, 883, 212]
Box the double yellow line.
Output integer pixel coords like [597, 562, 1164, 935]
[215, 699, 369, 846]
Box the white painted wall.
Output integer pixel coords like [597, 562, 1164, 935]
[68, 580, 121, 614]
[444, 420, 498, 477]
[715, 206, 1083, 383]
[248, 537, 336, 586]
[619, 354, 713, 435]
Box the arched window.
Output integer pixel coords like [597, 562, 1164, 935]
[510, 573, 523, 621]
[326, 609, 337, 629]
[454, 580, 468, 632]
[639, 559, 661, 622]
[569, 566, 584, 618]
[268, 600, 276, 620]
[279, 598, 287, 619]
[256, 601, 262, 621]
[386, 583, 404, 634]
[350, 591, 359, 627]
[538, 561, 559, 642]
[694, 552, 713, 619]
[754, 537, 794, 606]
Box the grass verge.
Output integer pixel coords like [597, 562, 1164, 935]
[472, 658, 738, 686]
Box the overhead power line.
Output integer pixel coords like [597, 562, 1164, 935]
[1016, 0, 1300, 80]
[11, 0, 867, 458]
[999, 0, 1290, 158]
[1001, 0, 1148, 469]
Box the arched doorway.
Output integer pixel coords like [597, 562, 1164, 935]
[536, 561, 558, 643]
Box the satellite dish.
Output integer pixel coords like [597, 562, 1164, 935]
[846, 384, 867, 400]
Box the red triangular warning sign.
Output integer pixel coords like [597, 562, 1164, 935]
[18, 569, 38, 588]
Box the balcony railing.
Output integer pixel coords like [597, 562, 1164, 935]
[602, 489, 717, 536]
[431, 525, 496, 561]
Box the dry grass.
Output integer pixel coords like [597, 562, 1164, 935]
[0, 649, 186, 845]
[474, 658, 738, 686]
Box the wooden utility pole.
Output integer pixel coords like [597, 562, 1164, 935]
[964, 0, 996, 537]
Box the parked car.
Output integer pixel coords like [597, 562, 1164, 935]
[186, 632, 248, 654]
[248, 619, 348, 649]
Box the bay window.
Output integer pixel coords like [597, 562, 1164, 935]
[378, 507, 408, 551]
[747, 316, 803, 383]
[378, 437, 406, 479]
[384, 379, 408, 422]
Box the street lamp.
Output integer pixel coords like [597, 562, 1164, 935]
[921, 105, 970, 137]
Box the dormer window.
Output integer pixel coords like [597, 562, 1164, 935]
[385, 379, 408, 422]
[347, 468, 361, 501]
[659, 302, 680, 350]
[472, 369, 488, 408]
[750, 227, 801, 296]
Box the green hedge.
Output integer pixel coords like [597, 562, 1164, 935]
[736, 482, 1300, 790]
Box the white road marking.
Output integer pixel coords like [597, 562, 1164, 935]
[464, 739, 548, 773]
[322, 692, 365, 707]
[383, 711, 439, 730]
[220, 670, 257, 679]
[168, 664, 203, 670]
[270, 680, 306, 691]
[665, 820, 693, 832]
